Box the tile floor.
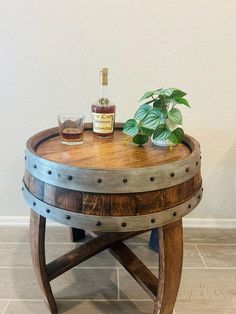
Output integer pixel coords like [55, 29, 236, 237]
[0, 226, 235, 314]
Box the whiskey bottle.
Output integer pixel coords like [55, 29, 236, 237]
[91, 68, 116, 138]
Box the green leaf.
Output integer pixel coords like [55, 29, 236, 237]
[154, 88, 187, 99]
[142, 110, 162, 130]
[153, 88, 163, 95]
[139, 91, 154, 101]
[171, 89, 187, 98]
[133, 134, 149, 146]
[153, 124, 171, 141]
[123, 119, 139, 136]
[169, 128, 184, 144]
[159, 88, 175, 97]
[175, 97, 190, 107]
[153, 98, 165, 108]
[134, 104, 152, 121]
[153, 99, 167, 115]
[142, 98, 156, 105]
[166, 118, 177, 130]
[140, 127, 153, 137]
[167, 108, 183, 125]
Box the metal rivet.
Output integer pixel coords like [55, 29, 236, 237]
[173, 212, 177, 217]
[97, 178, 102, 183]
[96, 221, 102, 226]
[186, 167, 189, 173]
[34, 165, 37, 169]
[171, 172, 175, 177]
[46, 209, 50, 213]
[65, 215, 71, 220]
[123, 178, 128, 183]
[151, 218, 156, 223]
[48, 170, 52, 175]
[33, 201, 36, 206]
[121, 222, 127, 227]
[67, 175, 73, 181]
[188, 204, 191, 209]
[150, 177, 155, 182]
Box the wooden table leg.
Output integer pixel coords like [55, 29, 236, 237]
[29, 210, 182, 314]
[70, 228, 86, 242]
[154, 219, 183, 314]
[30, 209, 58, 314]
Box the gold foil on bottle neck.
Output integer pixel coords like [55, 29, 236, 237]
[100, 68, 108, 85]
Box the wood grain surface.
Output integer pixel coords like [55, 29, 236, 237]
[30, 210, 57, 314]
[24, 171, 202, 216]
[155, 220, 183, 314]
[36, 129, 190, 169]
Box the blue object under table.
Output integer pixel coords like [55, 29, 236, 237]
[149, 228, 159, 252]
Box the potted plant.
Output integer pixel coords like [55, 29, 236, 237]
[123, 87, 190, 147]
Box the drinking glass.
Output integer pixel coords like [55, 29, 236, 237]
[58, 114, 85, 145]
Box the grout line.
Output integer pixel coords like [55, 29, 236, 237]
[1, 266, 236, 270]
[191, 243, 236, 246]
[195, 244, 208, 269]
[0, 242, 149, 245]
[73, 266, 118, 269]
[117, 268, 120, 300]
[0, 242, 74, 245]
[0, 242, 30, 244]
[184, 242, 236, 246]
[199, 267, 236, 270]
[2, 300, 9, 314]
[0, 267, 32, 270]
[182, 267, 206, 270]
[0, 241, 235, 245]
[46, 243, 75, 246]
[0, 299, 43, 302]
[57, 299, 153, 302]
[0, 298, 153, 302]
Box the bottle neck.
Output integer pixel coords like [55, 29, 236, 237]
[100, 84, 108, 98]
[99, 84, 109, 105]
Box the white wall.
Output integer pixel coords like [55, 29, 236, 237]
[0, 0, 235, 224]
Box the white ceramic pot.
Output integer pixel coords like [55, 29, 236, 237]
[151, 136, 176, 148]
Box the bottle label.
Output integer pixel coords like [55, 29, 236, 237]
[92, 113, 115, 134]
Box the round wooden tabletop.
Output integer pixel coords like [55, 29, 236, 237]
[36, 127, 190, 169]
[25, 124, 200, 194]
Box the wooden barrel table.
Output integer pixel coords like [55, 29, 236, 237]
[22, 123, 202, 314]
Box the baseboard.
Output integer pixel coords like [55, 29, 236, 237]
[183, 218, 236, 229]
[0, 216, 59, 226]
[0, 217, 235, 229]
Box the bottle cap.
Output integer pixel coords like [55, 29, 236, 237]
[100, 68, 108, 85]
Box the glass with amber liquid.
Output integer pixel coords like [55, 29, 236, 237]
[91, 68, 116, 138]
[58, 114, 85, 145]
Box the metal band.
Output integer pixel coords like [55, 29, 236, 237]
[22, 183, 203, 232]
[25, 126, 201, 194]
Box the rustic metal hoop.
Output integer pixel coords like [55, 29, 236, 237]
[23, 182, 203, 232]
[25, 124, 201, 194]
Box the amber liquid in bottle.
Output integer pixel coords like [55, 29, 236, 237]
[91, 68, 116, 138]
